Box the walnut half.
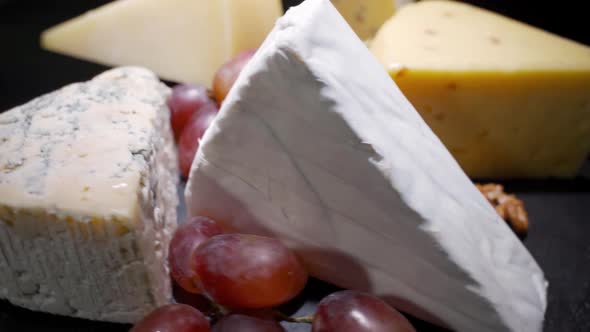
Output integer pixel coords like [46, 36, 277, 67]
[476, 183, 529, 237]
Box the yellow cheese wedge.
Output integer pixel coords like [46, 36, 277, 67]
[331, 0, 396, 40]
[371, 0, 590, 178]
[41, 0, 282, 86]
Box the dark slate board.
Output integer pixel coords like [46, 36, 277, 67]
[1, 1, 589, 331]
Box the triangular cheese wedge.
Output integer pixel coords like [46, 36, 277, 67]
[41, 0, 282, 85]
[0, 67, 178, 322]
[186, 0, 547, 331]
[370, 0, 590, 178]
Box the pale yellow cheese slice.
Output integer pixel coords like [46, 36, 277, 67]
[371, 0, 590, 178]
[41, 0, 282, 86]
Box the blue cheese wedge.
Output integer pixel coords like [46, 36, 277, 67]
[185, 0, 547, 331]
[0, 67, 178, 322]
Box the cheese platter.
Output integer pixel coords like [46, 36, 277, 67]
[1, 0, 590, 331]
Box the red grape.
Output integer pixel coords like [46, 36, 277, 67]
[194, 234, 308, 309]
[169, 216, 224, 293]
[212, 314, 286, 332]
[212, 49, 256, 104]
[130, 304, 210, 332]
[167, 84, 214, 140]
[178, 103, 218, 178]
[312, 291, 416, 332]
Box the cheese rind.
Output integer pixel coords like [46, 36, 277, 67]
[41, 0, 282, 86]
[0, 67, 178, 322]
[186, 0, 547, 331]
[370, 0, 590, 178]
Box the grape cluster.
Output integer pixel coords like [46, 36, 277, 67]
[131, 216, 416, 332]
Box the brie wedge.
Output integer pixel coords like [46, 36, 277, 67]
[0, 67, 178, 322]
[185, 0, 547, 331]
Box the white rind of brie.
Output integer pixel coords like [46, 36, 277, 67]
[0, 67, 178, 322]
[186, 0, 547, 331]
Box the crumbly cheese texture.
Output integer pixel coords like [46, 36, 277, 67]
[186, 1, 547, 331]
[41, 0, 282, 86]
[0, 67, 178, 322]
[370, 0, 590, 178]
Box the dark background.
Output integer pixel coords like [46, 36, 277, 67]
[1, 0, 589, 331]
